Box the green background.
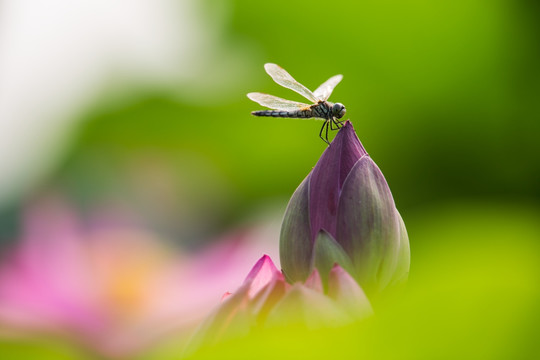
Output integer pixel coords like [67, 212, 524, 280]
[1, 0, 539, 358]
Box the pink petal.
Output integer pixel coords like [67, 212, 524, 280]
[266, 283, 350, 329]
[328, 264, 373, 320]
[185, 285, 251, 354]
[303, 269, 324, 293]
[250, 277, 288, 322]
[242, 255, 284, 299]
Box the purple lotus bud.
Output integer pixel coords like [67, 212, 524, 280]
[280, 121, 410, 296]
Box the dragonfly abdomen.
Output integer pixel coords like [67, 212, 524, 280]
[252, 109, 314, 118]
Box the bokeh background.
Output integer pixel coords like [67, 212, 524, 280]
[1, 0, 539, 359]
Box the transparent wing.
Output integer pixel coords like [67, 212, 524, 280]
[247, 92, 310, 110]
[264, 63, 318, 103]
[313, 74, 343, 101]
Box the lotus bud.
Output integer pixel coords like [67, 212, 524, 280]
[280, 121, 410, 296]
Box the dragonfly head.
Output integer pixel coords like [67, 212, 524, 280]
[332, 103, 346, 119]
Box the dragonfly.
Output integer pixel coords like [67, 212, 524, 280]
[247, 63, 346, 145]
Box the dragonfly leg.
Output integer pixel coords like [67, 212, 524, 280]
[325, 119, 330, 144]
[330, 117, 341, 130]
[329, 118, 336, 131]
[319, 121, 330, 145]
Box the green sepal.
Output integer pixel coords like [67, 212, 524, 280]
[311, 230, 355, 287]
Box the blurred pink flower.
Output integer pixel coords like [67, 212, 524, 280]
[0, 198, 278, 358]
[187, 255, 372, 352]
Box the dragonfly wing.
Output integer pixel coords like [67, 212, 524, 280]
[264, 63, 318, 103]
[247, 92, 310, 111]
[313, 74, 343, 101]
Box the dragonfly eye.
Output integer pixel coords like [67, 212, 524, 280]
[332, 103, 346, 119]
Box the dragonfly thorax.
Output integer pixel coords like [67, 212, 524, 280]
[311, 101, 346, 120]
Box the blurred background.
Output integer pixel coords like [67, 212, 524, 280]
[0, 0, 539, 359]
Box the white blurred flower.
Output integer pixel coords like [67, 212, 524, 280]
[0, 0, 255, 206]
